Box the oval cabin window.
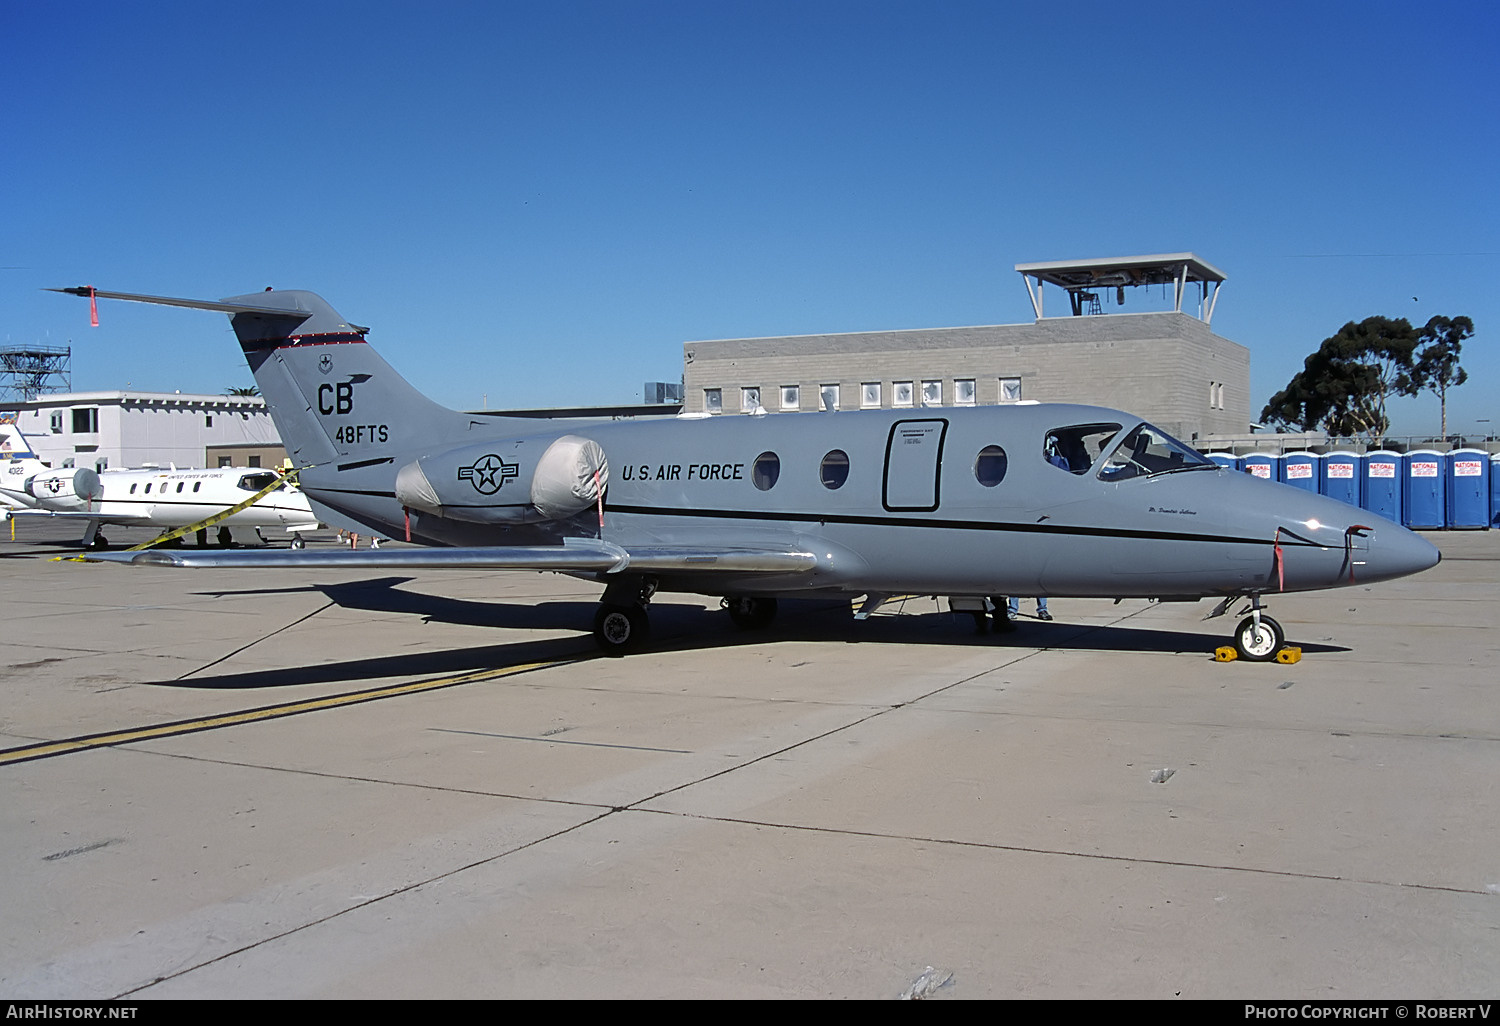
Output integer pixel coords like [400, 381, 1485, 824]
[752, 452, 780, 491]
[820, 450, 849, 489]
[974, 445, 1008, 487]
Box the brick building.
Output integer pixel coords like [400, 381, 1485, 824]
[681, 254, 1248, 445]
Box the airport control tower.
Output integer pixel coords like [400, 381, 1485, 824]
[1, 344, 72, 405]
[1014, 253, 1226, 324]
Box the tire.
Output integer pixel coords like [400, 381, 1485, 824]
[594, 604, 648, 655]
[724, 595, 778, 630]
[1234, 614, 1284, 662]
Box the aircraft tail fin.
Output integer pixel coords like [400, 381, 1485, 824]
[51, 287, 482, 469]
[1, 421, 38, 460]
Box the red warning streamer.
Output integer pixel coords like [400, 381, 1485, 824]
[88, 286, 99, 328]
[594, 470, 604, 535]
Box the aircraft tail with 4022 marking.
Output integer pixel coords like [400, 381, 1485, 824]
[52, 286, 1439, 658]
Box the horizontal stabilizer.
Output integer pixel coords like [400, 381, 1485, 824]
[73, 542, 817, 574]
[47, 287, 314, 318]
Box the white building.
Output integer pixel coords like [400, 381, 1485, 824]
[7, 391, 280, 470]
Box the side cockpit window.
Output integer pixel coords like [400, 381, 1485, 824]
[1097, 423, 1215, 481]
[237, 472, 279, 492]
[1043, 424, 1121, 476]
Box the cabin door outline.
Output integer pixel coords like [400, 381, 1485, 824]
[883, 419, 948, 512]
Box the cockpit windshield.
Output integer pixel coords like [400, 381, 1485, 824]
[1097, 423, 1216, 481]
[236, 472, 283, 492]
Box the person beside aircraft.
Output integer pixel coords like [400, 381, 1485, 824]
[1008, 596, 1052, 621]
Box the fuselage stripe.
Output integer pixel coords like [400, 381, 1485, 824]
[602, 502, 1318, 548]
[298, 493, 1325, 550]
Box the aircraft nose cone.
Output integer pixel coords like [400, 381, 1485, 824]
[1364, 522, 1441, 584]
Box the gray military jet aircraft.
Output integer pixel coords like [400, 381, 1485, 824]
[54, 286, 1440, 660]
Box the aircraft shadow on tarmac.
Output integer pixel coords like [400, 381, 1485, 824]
[158, 577, 1347, 690]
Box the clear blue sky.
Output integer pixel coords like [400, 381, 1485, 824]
[5, 0, 1497, 437]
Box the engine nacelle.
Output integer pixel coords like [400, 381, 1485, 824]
[26, 467, 101, 509]
[394, 433, 608, 525]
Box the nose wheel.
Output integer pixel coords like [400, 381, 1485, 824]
[1234, 612, 1284, 662]
[1209, 592, 1290, 663]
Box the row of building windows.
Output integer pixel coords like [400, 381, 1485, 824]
[703, 379, 1229, 415]
[745, 446, 1011, 491]
[703, 378, 1026, 415]
[44, 409, 250, 433]
[48, 409, 99, 433]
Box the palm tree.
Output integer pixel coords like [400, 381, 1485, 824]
[224, 386, 260, 397]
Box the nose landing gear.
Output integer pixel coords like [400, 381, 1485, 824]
[1210, 593, 1286, 662]
[1234, 610, 1285, 661]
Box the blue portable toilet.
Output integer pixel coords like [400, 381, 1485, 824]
[1492, 455, 1500, 528]
[1445, 449, 1490, 529]
[1321, 451, 1362, 508]
[1280, 451, 1320, 493]
[1402, 450, 1446, 529]
[1362, 450, 1404, 525]
[1241, 452, 1277, 482]
[1206, 452, 1239, 471]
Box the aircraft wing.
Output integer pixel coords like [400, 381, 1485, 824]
[72, 540, 818, 575]
[3, 509, 151, 525]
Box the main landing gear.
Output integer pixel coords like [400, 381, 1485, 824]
[723, 595, 778, 630]
[593, 576, 657, 655]
[591, 582, 784, 655]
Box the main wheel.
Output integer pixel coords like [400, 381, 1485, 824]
[724, 595, 778, 630]
[987, 596, 1016, 634]
[594, 604, 649, 655]
[1234, 614, 1284, 662]
[290, 535, 306, 550]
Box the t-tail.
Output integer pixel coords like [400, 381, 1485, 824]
[50, 287, 484, 470]
[1, 421, 39, 461]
